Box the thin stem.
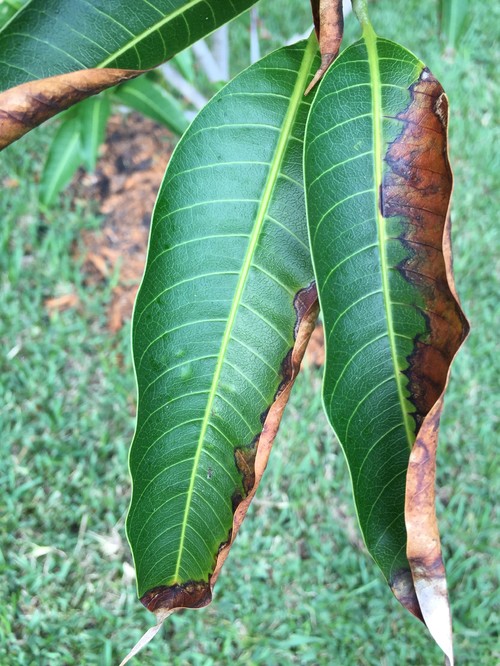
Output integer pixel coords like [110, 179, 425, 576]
[351, 0, 370, 27]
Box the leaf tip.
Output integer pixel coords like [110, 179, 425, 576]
[118, 614, 171, 666]
[140, 581, 212, 613]
[390, 568, 423, 622]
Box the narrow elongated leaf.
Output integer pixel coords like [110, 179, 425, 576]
[40, 115, 81, 206]
[304, 25, 467, 661]
[79, 94, 111, 172]
[114, 76, 188, 136]
[0, 0, 257, 147]
[0, 0, 258, 90]
[127, 36, 320, 615]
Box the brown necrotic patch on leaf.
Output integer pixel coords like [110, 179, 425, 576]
[141, 580, 212, 613]
[234, 446, 257, 496]
[0, 68, 144, 150]
[210, 283, 319, 589]
[406, 396, 456, 665]
[229, 281, 319, 513]
[390, 568, 424, 622]
[382, 67, 469, 430]
[137, 283, 320, 619]
[382, 66, 468, 666]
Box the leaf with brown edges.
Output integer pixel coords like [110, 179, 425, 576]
[126, 35, 320, 626]
[0, 0, 258, 149]
[0, 69, 143, 150]
[305, 26, 468, 664]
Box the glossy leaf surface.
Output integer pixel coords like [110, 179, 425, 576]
[0, 0, 258, 91]
[305, 25, 467, 660]
[127, 37, 319, 613]
[0, 0, 257, 148]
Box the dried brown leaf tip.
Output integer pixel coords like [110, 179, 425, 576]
[141, 580, 211, 614]
[382, 65, 468, 665]
[0, 68, 143, 150]
[305, 0, 344, 95]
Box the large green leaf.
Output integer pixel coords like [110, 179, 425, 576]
[127, 36, 319, 613]
[0, 0, 257, 91]
[304, 23, 467, 659]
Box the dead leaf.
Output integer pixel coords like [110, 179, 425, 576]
[304, 321, 325, 367]
[44, 293, 79, 313]
[305, 0, 344, 95]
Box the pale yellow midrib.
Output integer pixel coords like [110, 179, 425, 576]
[98, 0, 201, 68]
[172, 37, 317, 583]
[364, 26, 415, 449]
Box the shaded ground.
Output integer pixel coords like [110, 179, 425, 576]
[74, 113, 174, 332]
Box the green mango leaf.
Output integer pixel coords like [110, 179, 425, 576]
[127, 36, 320, 614]
[0, 0, 258, 148]
[113, 76, 189, 136]
[40, 115, 81, 206]
[0, 0, 258, 91]
[304, 24, 467, 663]
[78, 94, 111, 172]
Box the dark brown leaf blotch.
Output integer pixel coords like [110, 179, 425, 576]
[382, 67, 469, 430]
[141, 580, 211, 613]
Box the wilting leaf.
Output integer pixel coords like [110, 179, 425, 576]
[113, 76, 188, 136]
[0, 0, 257, 148]
[79, 94, 111, 172]
[40, 114, 81, 206]
[304, 24, 467, 663]
[127, 36, 319, 616]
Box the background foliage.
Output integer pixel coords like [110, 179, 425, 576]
[0, 0, 498, 663]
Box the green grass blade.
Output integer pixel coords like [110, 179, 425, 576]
[440, 0, 470, 49]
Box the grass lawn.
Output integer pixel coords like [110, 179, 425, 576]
[0, 1, 498, 664]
